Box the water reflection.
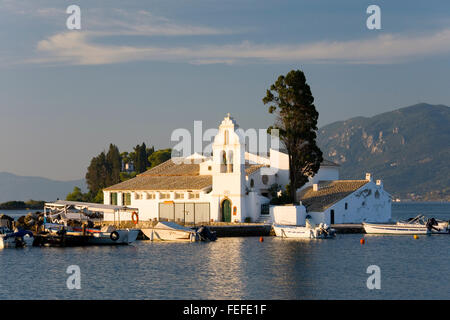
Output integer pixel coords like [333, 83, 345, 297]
[0, 202, 449, 299]
[201, 238, 245, 299]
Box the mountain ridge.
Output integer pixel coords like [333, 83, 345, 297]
[317, 103, 450, 201]
[0, 172, 86, 203]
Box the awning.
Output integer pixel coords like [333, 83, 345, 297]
[44, 200, 138, 213]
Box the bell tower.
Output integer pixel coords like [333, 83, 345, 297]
[211, 114, 246, 222]
[212, 113, 244, 174]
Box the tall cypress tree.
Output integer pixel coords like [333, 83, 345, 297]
[133, 144, 142, 173]
[106, 144, 122, 186]
[133, 142, 150, 173]
[140, 142, 149, 172]
[263, 69, 323, 202]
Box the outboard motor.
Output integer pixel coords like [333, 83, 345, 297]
[319, 223, 336, 238]
[426, 218, 439, 232]
[196, 226, 217, 241]
[4, 228, 33, 248]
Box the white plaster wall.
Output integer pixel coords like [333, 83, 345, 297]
[103, 191, 110, 206]
[210, 195, 220, 222]
[247, 170, 276, 194]
[199, 159, 214, 175]
[305, 212, 327, 225]
[304, 167, 340, 187]
[246, 192, 270, 222]
[319, 181, 391, 224]
[103, 190, 215, 222]
[269, 148, 290, 188]
[128, 192, 159, 221]
[245, 152, 270, 165]
[270, 205, 307, 225]
[103, 210, 135, 222]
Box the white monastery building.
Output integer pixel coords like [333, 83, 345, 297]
[103, 115, 391, 224]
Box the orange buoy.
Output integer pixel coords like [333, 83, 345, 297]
[259, 237, 264, 242]
[360, 238, 365, 245]
[414, 234, 419, 239]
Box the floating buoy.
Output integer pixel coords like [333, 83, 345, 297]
[259, 237, 264, 242]
[360, 238, 365, 245]
[414, 234, 419, 239]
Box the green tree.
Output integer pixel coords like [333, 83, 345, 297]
[93, 190, 104, 203]
[120, 171, 137, 182]
[77, 143, 162, 203]
[263, 70, 323, 202]
[85, 144, 122, 197]
[106, 144, 122, 186]
[66, 187, 87, 202]
[146, 146, 155, 158]
[85, 151, 108, 196]
[148, 148, 171, 169]
[133, 143, 151, 173]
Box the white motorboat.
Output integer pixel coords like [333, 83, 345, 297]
[397, 215, 449, 234]
[142, 222, 197, 241]
[273, 221, 336, 239]
[363, 215, 449, 235]
[141, 221, 217, 242]
[363, 222, 429, 235]
[0, 227, 34, 249]
[87, 226, 140, 245]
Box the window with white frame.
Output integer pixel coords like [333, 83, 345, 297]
[146, 192, 156, 200]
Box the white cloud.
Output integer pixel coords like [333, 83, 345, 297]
[0, 1, 63, 17]
[35, 7, 64, 17]
[83, 8, 232, 37]
[33, 28, 450, 66]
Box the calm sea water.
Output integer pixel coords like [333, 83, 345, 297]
[0, 203, 449, 300]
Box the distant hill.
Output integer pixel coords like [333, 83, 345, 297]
[0, 172, 86, 203]
[317, 103, 450, 201]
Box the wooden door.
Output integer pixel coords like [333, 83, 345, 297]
[222, 199, 231, 222]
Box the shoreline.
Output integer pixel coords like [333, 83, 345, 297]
[0, 200, 449, 210]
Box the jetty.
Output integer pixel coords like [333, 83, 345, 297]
[104, 220, 365, 238]
[207, 223, 272, 237]
[331, 224, 364, 234]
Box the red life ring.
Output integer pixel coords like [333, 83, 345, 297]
[131, 211, 139, 225]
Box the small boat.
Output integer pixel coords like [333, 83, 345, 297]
[397, 215, 449, 234]
[42, 223, 139, 245]
[273, 220, 336, 239]
[0, 227, 34, 249]
[363, 222, 429, 235]
[363, 215, 449, 235]
[141, 221, 217, 242]
[40, 201, 141, 246]
[86, 226, 140, 245]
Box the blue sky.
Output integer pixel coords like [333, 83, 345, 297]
[1, 0, 449, 180]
